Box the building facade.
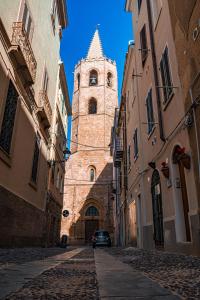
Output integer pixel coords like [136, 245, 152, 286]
[112, 0, 199, 254]
[0, 0, 71, 247]
[167, 0, 200, 252]
[61, 30, 118, 245]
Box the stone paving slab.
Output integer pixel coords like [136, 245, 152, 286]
[95, 249, 180, 299]
[0, 247, 83, 299]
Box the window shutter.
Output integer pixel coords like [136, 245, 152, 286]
[0, 81, 18, 154]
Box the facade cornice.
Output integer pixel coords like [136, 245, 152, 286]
[59, 61, 72, 115]
[57, 0, 68, 29]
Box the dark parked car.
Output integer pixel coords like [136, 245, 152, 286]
[94, 230, 111, 247]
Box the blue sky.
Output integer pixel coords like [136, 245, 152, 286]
[60, 0, 133, 102]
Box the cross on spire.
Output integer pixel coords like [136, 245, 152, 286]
[87, 29, 103, 59]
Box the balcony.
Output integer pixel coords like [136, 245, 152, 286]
[8, 22, 37, 85]
[114, 158, 121, 168]
[115, 139, 123, 160]
[36, 91, 52, 129]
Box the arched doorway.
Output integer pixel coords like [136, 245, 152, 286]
[172, 146, 191, 242]
[85, 205, 99, 242]
[151, 170, 164, 247]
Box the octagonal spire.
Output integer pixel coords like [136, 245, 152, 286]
[87, 29, 103, 59]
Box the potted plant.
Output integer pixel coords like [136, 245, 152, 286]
[161, 162, 170, 178]
[174, 146, 191, 169]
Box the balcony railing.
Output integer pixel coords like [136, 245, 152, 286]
[115, 138, 123, 160]
[8, 22, 37, 85]
[36, 91, 52, 129]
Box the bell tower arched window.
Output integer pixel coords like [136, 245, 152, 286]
[90, 167, 95, 182]
[89, 70, 98, 86]
[77, 73, 80, 89]
[107, 72, 113, 87]
[88, 98, 97, 114]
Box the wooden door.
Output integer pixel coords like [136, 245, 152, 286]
[179, 162, 191, 241]
[151, 170, 164, 248]
[85, 220, 99, 243]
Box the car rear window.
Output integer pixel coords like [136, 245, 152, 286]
[95, 231, 109, 237]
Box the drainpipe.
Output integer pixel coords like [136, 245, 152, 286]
[146, 0, 165, 141]
[122, 95, 128, 245]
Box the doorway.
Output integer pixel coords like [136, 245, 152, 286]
[85, 220, 99, 242]
[151, 170, 164, 248]
[172, 145, 191, 242]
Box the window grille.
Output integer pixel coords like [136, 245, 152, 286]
[0, 81, 18, 154]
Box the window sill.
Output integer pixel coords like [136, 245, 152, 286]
[0, 147, 12, 167]
[29, 180, 37, 191]
[163, 92, 174, 111]
[147, 126, 156, 140]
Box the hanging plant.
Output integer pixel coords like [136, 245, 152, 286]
[161, 162, 170, 178]
[173, 146, 191, 169]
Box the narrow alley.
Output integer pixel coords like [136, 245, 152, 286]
[0, 246, 199, 299]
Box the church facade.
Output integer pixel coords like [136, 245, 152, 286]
[61, 30, 118, 244]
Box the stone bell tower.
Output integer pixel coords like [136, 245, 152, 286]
[61, 30, 118, 244]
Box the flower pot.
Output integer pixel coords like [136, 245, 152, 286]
[161, 166, 170, 178]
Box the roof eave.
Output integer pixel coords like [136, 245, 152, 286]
[59, 62, 72, 115]
[57, 0, 68, 29]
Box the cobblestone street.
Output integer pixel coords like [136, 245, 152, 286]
[2, 246, 198, 299]
[4, 248, 98, 300]
[106, 247, 200, 300]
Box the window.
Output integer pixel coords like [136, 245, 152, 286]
[150, 0, 162, 27]
[90, 167, 95, 182]
[31, 133, 41, 183]
[22, 2, 32, 39]
[51, 0, 57, 33]
[56, 169, 60, 189]
[77, 73, 80, 89]
[128, 145, 131, 168]
[107, 72, 113, 87]
[0, 81, 18, 154]
[138, 0, 142, 13]
[146, 89, 155, 134]
[85, 206, 99, 216]
[140, 25, 148, 66]
[43, 68, 49, 93]
[89, 70, 98, 86]
[88, 98, 97, 114]
[160, 47, 173, 103]
[60, 175, 63, 193]
[133, 129, 139, 159]
[51, 162, 55, 184]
